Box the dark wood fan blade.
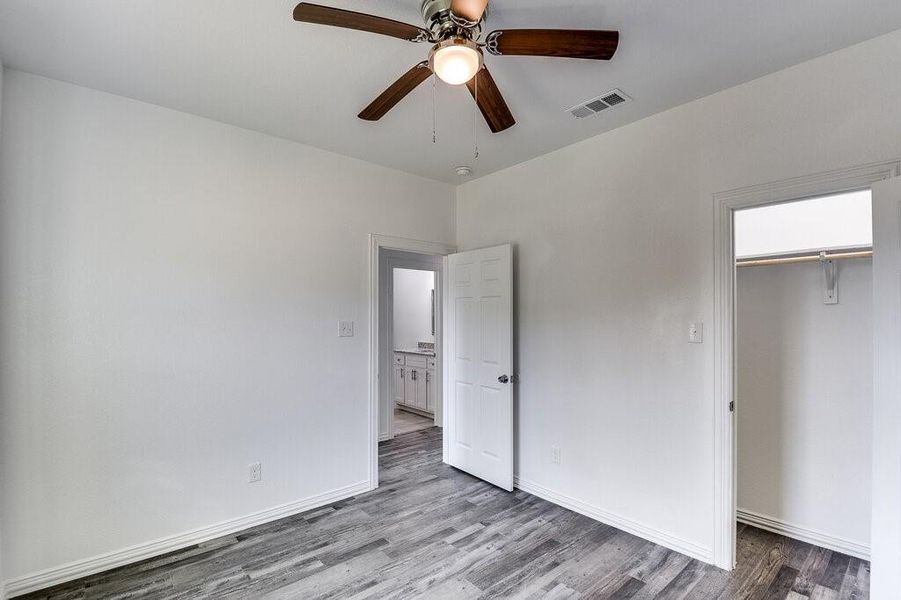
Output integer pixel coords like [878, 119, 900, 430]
[450, 0, 488, 23]
[359, 62, 432, 121]
[486, 29, 619, 60]
[465, 67, 515, 133]
[293, 3, 429, 42]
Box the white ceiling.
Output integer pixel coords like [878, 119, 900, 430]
[1, 1, 900, 183]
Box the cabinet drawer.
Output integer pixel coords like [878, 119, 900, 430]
[394, 354, 405, 366]
[404, 355, 428, 368]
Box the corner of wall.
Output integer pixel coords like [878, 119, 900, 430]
[0, 58, 7, 600]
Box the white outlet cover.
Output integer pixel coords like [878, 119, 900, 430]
[551, 446, 561, 465]
[688, 322, 704, 344]
[248, 462, 262, 483]
[339, 320, 354, 337]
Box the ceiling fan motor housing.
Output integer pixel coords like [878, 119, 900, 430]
[421, 0, 487, 39]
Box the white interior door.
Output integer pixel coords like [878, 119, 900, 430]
[445, 244, 514, 491]
[870, 176, 901, 598]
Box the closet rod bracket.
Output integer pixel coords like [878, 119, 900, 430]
[820, 252, 838, 305]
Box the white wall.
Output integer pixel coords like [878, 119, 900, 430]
[456, 29, 901, 565]
[392, 268, 435, 351]
[737, 261, 872, 549]
[0, 70, 455, 584]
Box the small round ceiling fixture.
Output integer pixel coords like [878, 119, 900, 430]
[454, 165, 473, 177]
[429, 38, 483, 85]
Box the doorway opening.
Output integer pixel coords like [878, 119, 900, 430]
[368, 235, 454, 488]
[733, 190, 873, 569]
[389, 265, 440, 436]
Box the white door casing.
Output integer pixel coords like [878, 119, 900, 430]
[870, 176, 901, 599]
[445, 244, 514, 491]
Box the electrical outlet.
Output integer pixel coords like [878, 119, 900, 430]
[551, 446, 561, 466]
[338, 320, 354, 337]
[248, 462, 262, 483]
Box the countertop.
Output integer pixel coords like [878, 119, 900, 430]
[395, 348, 436, 357]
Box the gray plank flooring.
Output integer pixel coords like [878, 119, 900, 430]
[393, 408, 434, 435]
[18, 427, 868, 599]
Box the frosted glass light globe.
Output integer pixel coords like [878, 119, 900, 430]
[430, 39, 483, 86]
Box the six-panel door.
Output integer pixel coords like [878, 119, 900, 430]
[445, 244, 514, 491]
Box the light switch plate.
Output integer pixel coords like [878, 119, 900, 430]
[339, 320, 354, 337]
[688, 322, 704, 344]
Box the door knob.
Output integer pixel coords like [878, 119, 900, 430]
[498, 375, 509, 384]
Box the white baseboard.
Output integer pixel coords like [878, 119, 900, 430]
[736, 508, 869, 560]
[513, 476, 714, 564]
[378, 432, 391, 442]
[4, 480, 372, 598]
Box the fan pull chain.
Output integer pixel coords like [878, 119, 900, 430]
[432, 74, 437, 144]
[473, 71, 479, 160]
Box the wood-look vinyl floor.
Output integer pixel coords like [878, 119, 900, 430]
[393, 408, 435, 435]
[19, 427, 868, 599]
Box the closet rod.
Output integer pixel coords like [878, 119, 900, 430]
[736, 249, 872, 268]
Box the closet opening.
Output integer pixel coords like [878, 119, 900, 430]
[733, 189, 873, 582]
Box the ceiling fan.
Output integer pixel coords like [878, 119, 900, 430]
[293, 0, 619, 133]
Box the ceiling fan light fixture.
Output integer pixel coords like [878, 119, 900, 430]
[292, 2, 622, 134]
[429, 38, 483, 85]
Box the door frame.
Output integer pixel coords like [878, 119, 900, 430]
[711, 159, 900, 569]
[368, 234, 455, 489]
[869, 176, 901, 597]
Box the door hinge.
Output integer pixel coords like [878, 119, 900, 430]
[729, 401, 735, 413]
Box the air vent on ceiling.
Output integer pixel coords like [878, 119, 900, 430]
[568, 88, 631, 119]
[570, 106, 595, 119]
